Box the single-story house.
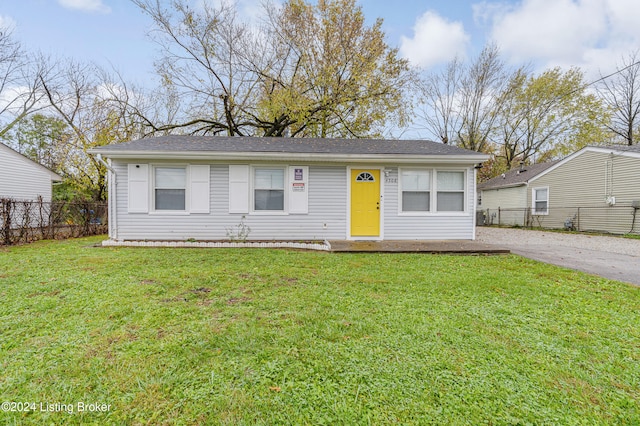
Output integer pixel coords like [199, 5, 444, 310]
[0, 142, 62, 202]
[89, 136, 488, 242]
[478, 145, 640, 234]
[478, 161, 559, 226]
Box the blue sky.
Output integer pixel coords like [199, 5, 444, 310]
[2, 0, 640, 86]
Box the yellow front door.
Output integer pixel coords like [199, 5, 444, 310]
[350, 169, 380, 237]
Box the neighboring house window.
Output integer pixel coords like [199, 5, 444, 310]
[436, 171, 465, 212]
[401, 169, 430, 212]
[254, 168, 285, 211]
[533, 187, 548, 215]
[155, 167, 186, 210]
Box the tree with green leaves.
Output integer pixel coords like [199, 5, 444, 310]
[496, 67, 611, 167]
[1, 113, 71, 173]
[40, 61, 143, 201]
[257, 0, 413, 137]
[130, 0, 413, 138]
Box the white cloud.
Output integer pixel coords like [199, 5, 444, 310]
[400, 11, 470, 69]
[477, 0, 640, 77]
[58, 0, 111, 14]
[0, 15, 17, 32]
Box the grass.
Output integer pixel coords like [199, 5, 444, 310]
[0, 236, 639, 425]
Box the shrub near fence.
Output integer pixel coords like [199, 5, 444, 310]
[0, 198, 108, 246]
[482, 205, 640, 235]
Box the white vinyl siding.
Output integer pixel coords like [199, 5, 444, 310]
[0, 144, 58, 202]
[113, 162, 478, 241]
[480, 186, 528, 226]
[115, 163, 347, 241]
[385, 167, 476, 239]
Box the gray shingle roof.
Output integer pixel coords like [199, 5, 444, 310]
[604, 143, 640, 153]
[91, 135, 486, 157]
[478, 144, 640, 190]
[478, 161, 560, 190]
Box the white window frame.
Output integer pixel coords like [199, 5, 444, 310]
[152, 165, 189, 214]
[398, 168, 432, 215]
[435, 170, 467, 213]
[251, 165, 288, 215]
[532, 186, 549, 215]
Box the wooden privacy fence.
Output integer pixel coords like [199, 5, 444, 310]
[0, 198, 108, 246]
[481, 205, 640, 235]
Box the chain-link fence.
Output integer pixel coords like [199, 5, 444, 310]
[479, 205, 640, 235]
[0, 198, 108, 246]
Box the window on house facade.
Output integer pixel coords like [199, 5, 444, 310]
[254, 168, 285, 211]
[155, 167, 186, 210]
[436, 171, 465, 212]
[401, 169, 430, 212]
[533, 187, 548, 214]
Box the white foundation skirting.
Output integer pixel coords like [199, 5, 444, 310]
[101, 239, 332, 251]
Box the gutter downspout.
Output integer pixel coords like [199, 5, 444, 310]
[472, 165, 477, 240]
[96, 154, 117, 241]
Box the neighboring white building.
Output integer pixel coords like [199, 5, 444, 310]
[478, 161, 559, 226]
[0, 142, 62, 202]
[90, 136, 488, 242]
[478, 145, 640, 234]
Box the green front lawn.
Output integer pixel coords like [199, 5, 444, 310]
[0, 237, 638, 425]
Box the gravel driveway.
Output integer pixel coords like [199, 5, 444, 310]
[476, 227, 640, 286]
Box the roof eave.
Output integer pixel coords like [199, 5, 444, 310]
[479, 182, 527, 191]
[88, 149, 489, 164]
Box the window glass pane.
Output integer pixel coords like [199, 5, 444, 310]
[535, 188, 548, 201]
[356, 172, 375, 181]
[255, 189, 284, 211]
[156, 189, 186, 210]
[156, 167, 186, 189]
[437, 171, 464, 191]
[255, 168, 284, 189]
[402, 171, 430, 191]
[402, 191, 430, 211]
[535, 201, 548, 213]
[437, 192, 464, 211]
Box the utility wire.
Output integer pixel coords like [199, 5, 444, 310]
[561, 59, 640, 98]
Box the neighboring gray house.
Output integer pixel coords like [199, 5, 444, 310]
[0, 142, 62, 202]
[479, 145, 640, 234]
[90, 136, 488, 242]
